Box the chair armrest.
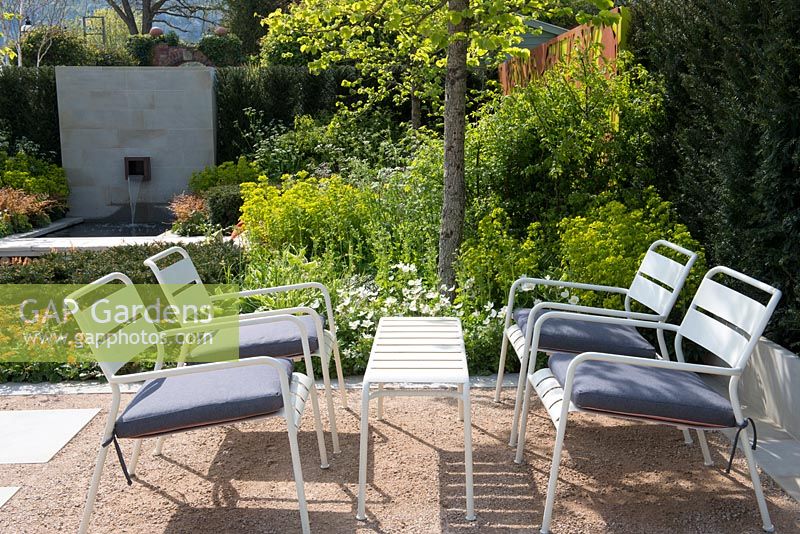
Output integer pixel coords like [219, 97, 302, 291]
[503, 277, 629, 330]
[210, 282, 338, 337]
[510, 277, 628, 298]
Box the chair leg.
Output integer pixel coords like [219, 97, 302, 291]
[319, 352, 341, 454]
[509, 351, 530, 447]
[376, 384, 384, 420]
[331, 341, 348, 407]
[154, 435, 166, 455]
[739, 427, 774, 532]
[457, 384, 464, 422]
[696, 430, 713, 466]
[680, 427, 694, 444]
[308, 380, 330, 469]
[540, 414, 569, 534]
[495, 331, 510, 403]
[356, 382, 371, 521]
[514, 375, 534, 464]
[78, 440, 111, 534]
[129, 439, 143, 476]
[287, 424, 311, 534]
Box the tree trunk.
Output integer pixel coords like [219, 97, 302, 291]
[105, 0, 140, 34]
[141, 1, 154, 34]
[411, 86, 422, 129]
[437, 0, 469, 296]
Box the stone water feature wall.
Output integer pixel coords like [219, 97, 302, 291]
[55, 66, 216, 219]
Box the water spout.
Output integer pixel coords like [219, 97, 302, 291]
[127, 175, 144, 225]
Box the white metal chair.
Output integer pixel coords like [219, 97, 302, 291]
[143, 245, 346, 453]
[67, 273, 328, 534]
[497, 240, 698, 446]
[515, 266, 781, 533]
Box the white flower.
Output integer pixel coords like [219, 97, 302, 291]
[453, 302, 463, 309]
[560, 289, 570, 298]
[310, 298, 321, 309]
[521, 282, 535, 291]
[425, 291, 438, 299]
[384, 296, 397, 306]
[348, 320, 360, 329]
[361, 319, 374, 328]
[484, 301, 495, 311]
[569, 295, 580, 305]
[534, 298, 542, 306]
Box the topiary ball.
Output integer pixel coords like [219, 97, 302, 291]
[149, 27, 164, 37]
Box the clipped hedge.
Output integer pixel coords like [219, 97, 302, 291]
[215, 65, 358, 162]
[0, 67, 60, 162]
[0, 241, 244, 285]
[631, 0, 800, 351]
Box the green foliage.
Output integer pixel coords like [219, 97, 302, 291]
[0, 67, 60, 162]
[261, 0, 617, 124]
[168, 193, 210, 236]
[20, 27, 92, 66]
[125, 34, 162, 66]
[558, 187, 705, 311]
[0, 242, 245, 285]
[198, 33, 246, 66]
[189, 157, 260, 192]
[466, 51, 664, 236]
[631, 0, 800, 350]
[241, 173, 375, 268]
[0, 150, 69, 199]
[214, 64, 358, 162]
[222, 0, 289, 56]
[249, 111, 419, 183]
[457, 208, 542, 306]
[206, 184, 243, 227]
[20, 26, 134, 67]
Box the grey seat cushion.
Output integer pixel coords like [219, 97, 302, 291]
[115, 358, 292, 438]
[548, 352, 736, 428]
[191, 314, 322, 361]
[513, 308, 656, 357]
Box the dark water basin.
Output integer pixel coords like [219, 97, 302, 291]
[41, 222, 171, 238]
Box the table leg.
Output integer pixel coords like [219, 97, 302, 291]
[377, 384, 384, 420]
[356, 382, 371, 521]
[457, 384, 464, 421]
[463, 383, 476, 521]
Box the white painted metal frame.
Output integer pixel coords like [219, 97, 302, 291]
[143, 246, 346, 454]
[496, 240, 697, 447]
[67, 273, 328, 534]
[514, 266, 781, 533]
[355, 317, 476, 522]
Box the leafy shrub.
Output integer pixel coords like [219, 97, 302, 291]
[557, 187, 705, 312]
[466, 51, 664, 236]
[189, 157, 260, 192]
[214, 64, 359, 162]
[631, 0, 800, 350]
[0, 188, 54, 235]
[125, 34, 162, 66]
[20, 27, 95, 66]
[168, 193, 209, 236]
[198, 33, 246, 66]
[456, 208, 543, 307]
[0, 68, 60, 162]
[206, 184, 242, 227]
[0, 150, 69, 198]
[241, 173, 375, 268]
[0, 242, 245, 285]
[249, 111, 420, 183]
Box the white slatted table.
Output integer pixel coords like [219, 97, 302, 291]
[356, 317, 475, 522]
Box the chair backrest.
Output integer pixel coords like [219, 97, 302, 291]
[677, 266, 781, 371]
[64, 273, 159, 380]
[625, 240, 698, 319]
[143, 246, 214, 323]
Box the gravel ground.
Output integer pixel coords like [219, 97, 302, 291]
[0, 390, 798, 533]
